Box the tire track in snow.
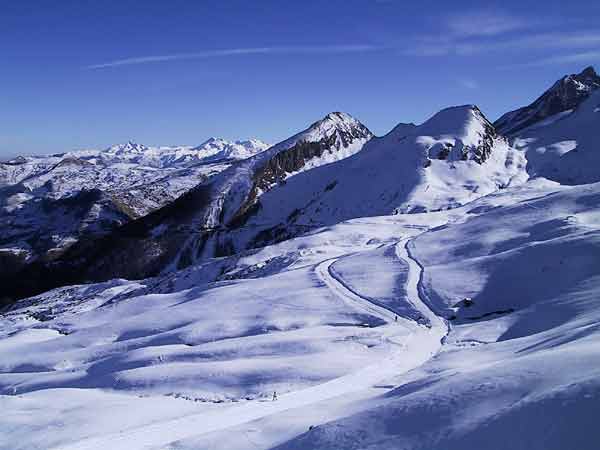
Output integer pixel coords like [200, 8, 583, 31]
[315, 258, 401, 325]
[395, 238, 448, 334]
[316, 236, 446, 338]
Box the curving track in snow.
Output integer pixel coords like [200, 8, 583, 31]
[396, 238, 448, 332]
[53, 236, 446, 450]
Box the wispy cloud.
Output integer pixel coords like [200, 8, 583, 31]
[445, 10, 526, 38]
[457, 78, 479, 89]
[396, 8, 600, 61]
[86, 45, 382, 69]
[403, 31, 600, 57]
[501, 51, 600, 69]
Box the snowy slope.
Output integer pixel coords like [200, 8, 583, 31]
[1, 179, 599, 450]
[275, 180, 600, 450]
[223, 105, 527, 255]
[510, 89, 600, 184]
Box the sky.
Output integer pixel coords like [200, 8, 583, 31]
[2, 0, 600, 157]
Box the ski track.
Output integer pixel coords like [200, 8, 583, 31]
[52, 236, 446, 450]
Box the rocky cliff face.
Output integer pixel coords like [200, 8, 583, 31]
[230, 113, 373, 227]
[495, 66, 600, 135]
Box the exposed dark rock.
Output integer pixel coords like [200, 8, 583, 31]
[437, 143, 452, 160]
[494, 66, 600, 135]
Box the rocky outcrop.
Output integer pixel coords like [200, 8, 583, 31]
[424, 106, 498, 165]
[469, 106, 497, 164]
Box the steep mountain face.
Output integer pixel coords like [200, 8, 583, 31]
[2, 113, 372, 300]
[489, 66, 600, 185]
[0, 189, 131, 290]
[495, 66, 600, 136]
[200, 112, 373, 229]
[0, 138, 268, 300]
[512, 89, 600, 184]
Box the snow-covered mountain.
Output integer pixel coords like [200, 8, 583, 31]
[0, 138, 269, 189]
[0, 112, 373, 300]
[260, 105, 526, 219]
[492, 66, 600, 185]
[2, 66, 600, 450]
[1, 107, 530, 300]
[0, 138, 268, 293]
[495, 66, 600, 135]
[218, 105, 527, 255]
[508, 88, 600, 184]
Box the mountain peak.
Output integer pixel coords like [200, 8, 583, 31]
[106, 140, 148, 154]
[199, 137, 226, 146]
[322, 111, 354, 123]
[578, 65, 597, 78]
[495, 66, 600, 135]
[558, 65, 600, 92]
[418, 104, 491, 135]
[191, 137, 269, 161]
[303, 111, 373, 145]
[410, 104, 497, 165]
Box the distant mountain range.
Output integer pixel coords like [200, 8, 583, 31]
[0, 138, 268, 294]
[2, 66, 599, 303]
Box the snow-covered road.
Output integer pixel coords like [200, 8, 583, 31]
[51, 236, 446, 450]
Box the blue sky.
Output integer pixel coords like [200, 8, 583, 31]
[2, 0, 600, 156]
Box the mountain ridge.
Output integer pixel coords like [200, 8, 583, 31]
[1, 112, 373, 300]
[495, 66, 600, 135]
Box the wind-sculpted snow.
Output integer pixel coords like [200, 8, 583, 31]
[1, 213, 449, 450]
[411, 181, 600, 324]
[0, 266, 389, 399]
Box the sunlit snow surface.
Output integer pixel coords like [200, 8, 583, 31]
[1, 179, 600, 449]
